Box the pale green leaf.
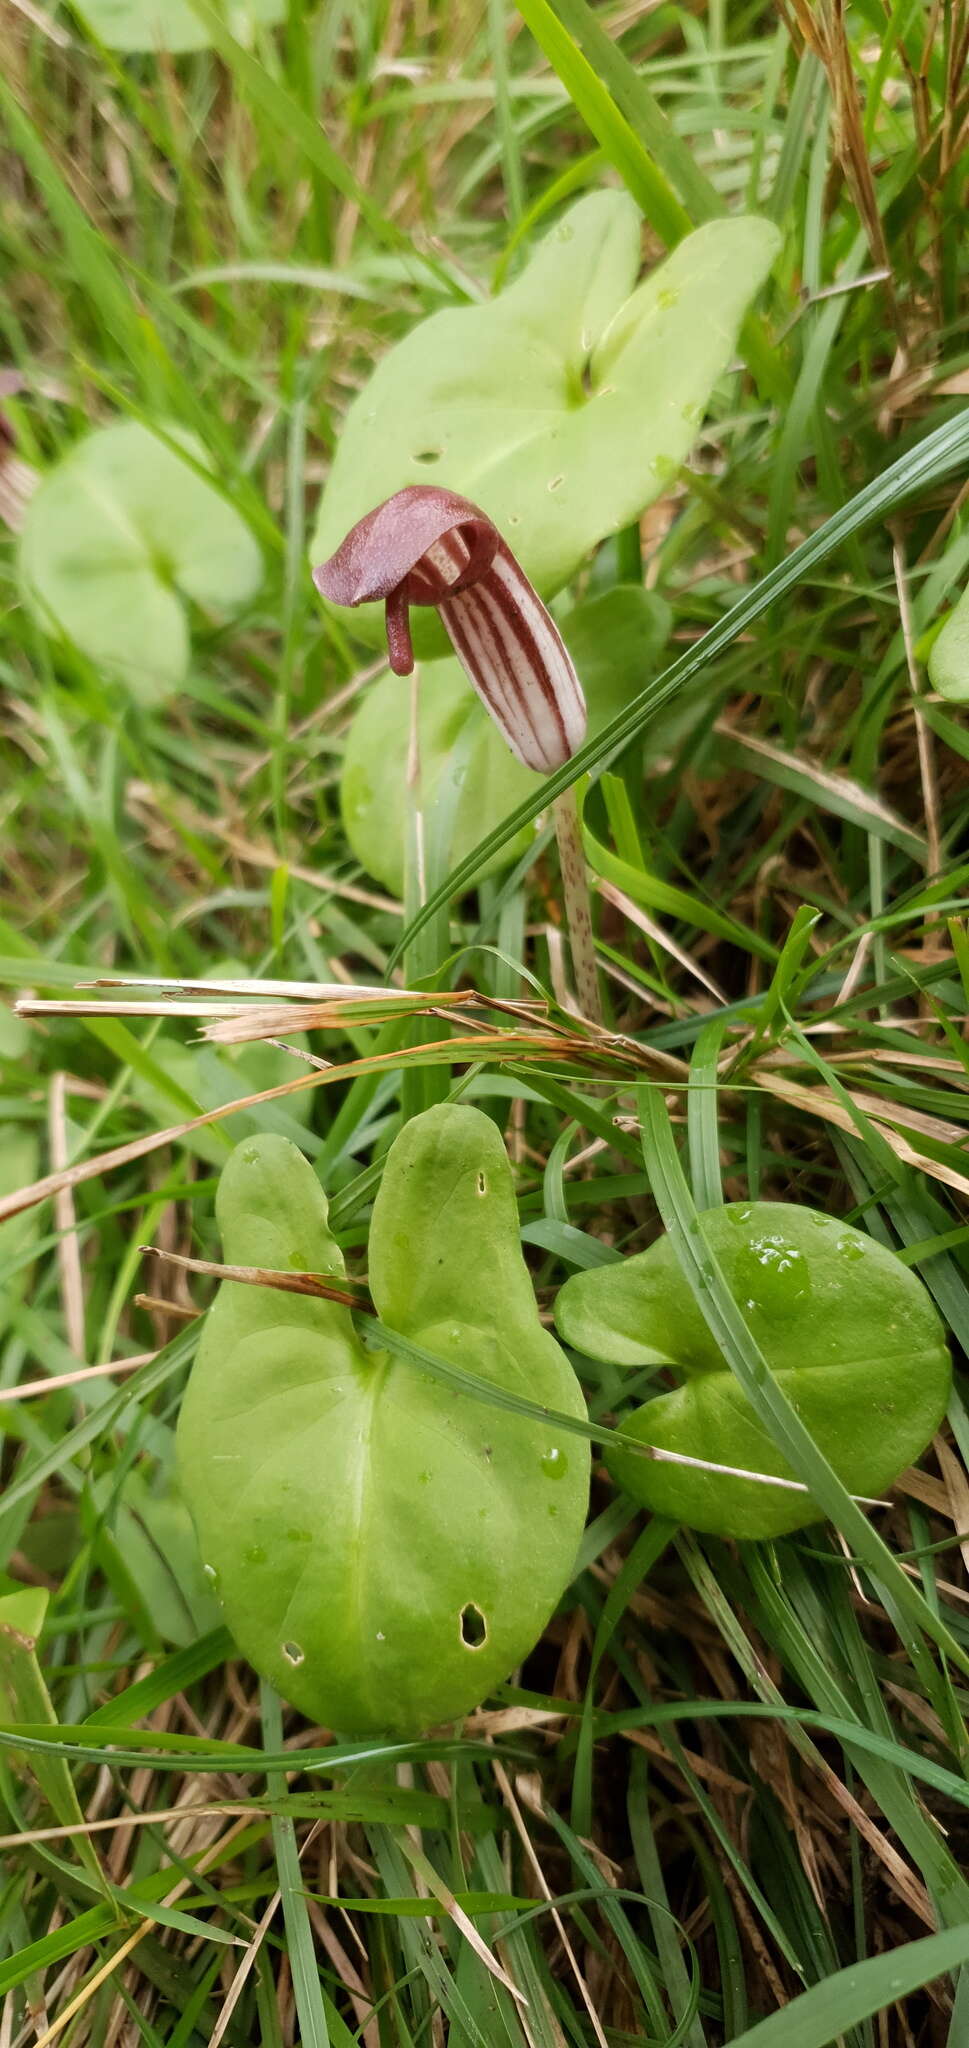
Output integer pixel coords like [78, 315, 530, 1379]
[556, 1200, 950, 1538]
[311, 193, 779, 654]
[19, 422, 263, 701]
[70, 0, 284, 56]
[928, 581, 969, 701]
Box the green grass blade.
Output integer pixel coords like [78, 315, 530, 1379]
[261, 1684, 329, 2048]
[725, 1925, 969, 2047]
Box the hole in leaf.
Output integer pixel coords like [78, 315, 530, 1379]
[282, 1641, 304, 1666]
[476, 1171, 487, 1195]
[413, 448, 442, 464]
[460, 1603, 488, 1650]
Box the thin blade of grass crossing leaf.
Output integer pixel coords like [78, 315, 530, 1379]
[636, 1085, 969, 1678]
[394, 406, 969, 964]
[364, 1313, 843, 1493]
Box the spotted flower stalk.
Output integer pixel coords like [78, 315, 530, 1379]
[314, 484, 602, 1020]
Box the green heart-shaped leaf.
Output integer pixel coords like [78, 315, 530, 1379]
[555, 1201, 950, 1539]
[178, 1105, 590, 1735]
[311, 192, 779, 657]
[928, 582, 969, 700]
[19, 422, 263, 701]
[342, 585, 670, 894]
[69, 0, 284, 55]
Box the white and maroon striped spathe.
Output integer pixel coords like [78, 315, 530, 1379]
[313, 485, 586, 773]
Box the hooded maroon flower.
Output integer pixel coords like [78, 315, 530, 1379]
[313, 485, 587, 773]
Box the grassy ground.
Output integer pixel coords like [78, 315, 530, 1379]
[2, 1, 969, 2041]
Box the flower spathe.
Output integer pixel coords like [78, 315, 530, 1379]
[313, 484, 587, 773]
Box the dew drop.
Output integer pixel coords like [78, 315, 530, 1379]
[541, 1447, 568, 1481]
[245, 1544, 267, 1566]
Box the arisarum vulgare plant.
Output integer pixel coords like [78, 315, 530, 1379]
[315, 484, 602, 1018]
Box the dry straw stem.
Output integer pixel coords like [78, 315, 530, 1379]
[139, 1243, 373, 1312]
[552, 783, 605, 1026]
